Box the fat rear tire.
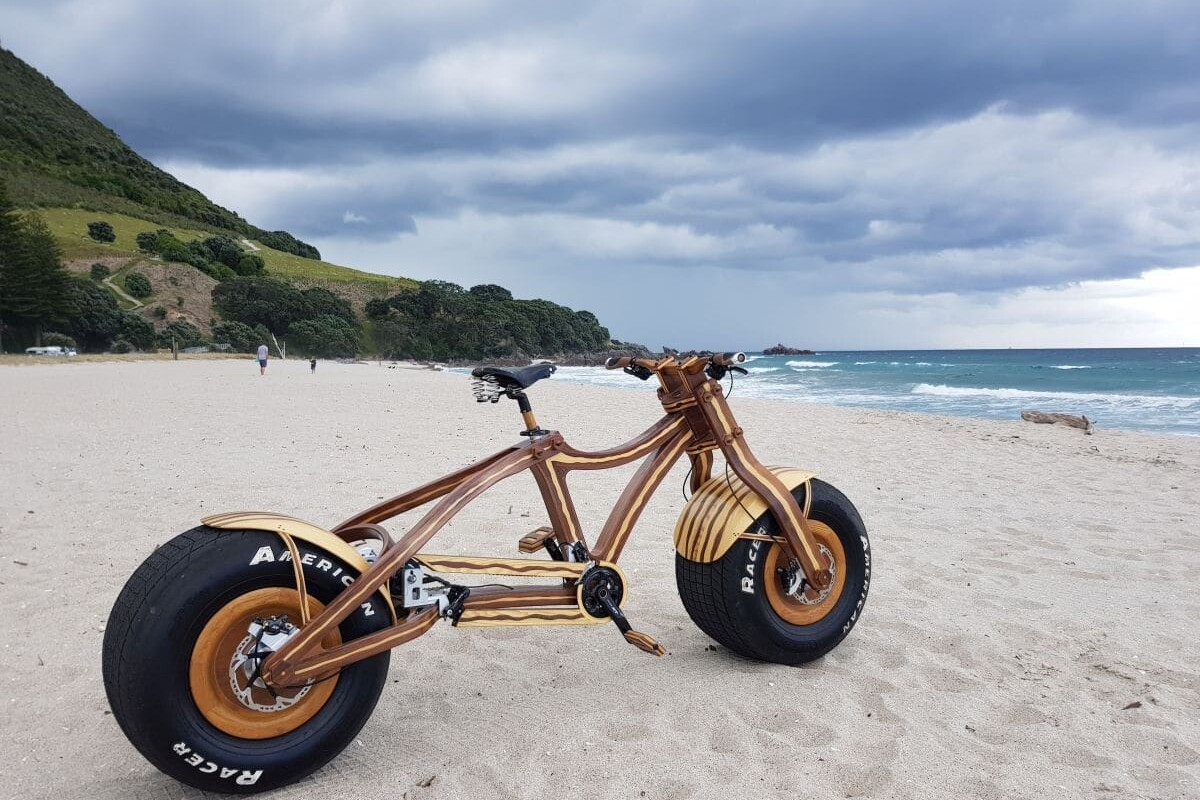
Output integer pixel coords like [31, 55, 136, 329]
[102, 526, 391, 794]
[676, 479, 870, 665]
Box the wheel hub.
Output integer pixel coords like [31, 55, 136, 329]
[227, 616, 309, 712]
[781, 544, 837, 605]
[189, 587, 341, 739]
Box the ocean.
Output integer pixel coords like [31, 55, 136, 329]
[548, 348, 1200, 436]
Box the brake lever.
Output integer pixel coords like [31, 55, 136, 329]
[624, 364, 653, 381]
[729, 366, 748, 376]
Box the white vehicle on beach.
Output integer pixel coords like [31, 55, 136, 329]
[24, 345, 77, 356]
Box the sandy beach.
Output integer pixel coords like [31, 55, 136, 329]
[1, 358, 1197, 800]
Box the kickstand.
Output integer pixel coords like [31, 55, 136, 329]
[594, 586, 666, 657]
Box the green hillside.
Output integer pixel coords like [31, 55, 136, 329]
[36, 207, 411, 286]
[0, 46, 318, 260]
[0, 46, 613, 360]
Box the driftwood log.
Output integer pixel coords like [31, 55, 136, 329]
[1021, 410, 1094, 434]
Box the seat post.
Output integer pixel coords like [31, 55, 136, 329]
[512, 391, 548, 438]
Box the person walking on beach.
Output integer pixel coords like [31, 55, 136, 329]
[257, 343, 269, 376]
[309, 357, 317, 374]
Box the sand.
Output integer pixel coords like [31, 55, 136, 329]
[0, 359, 1197, 800]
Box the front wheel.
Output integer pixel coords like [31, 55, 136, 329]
[676, 479, 870, 665]
[102, 527, 392, 793]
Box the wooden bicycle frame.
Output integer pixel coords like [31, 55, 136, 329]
[261, 355, 831, 687]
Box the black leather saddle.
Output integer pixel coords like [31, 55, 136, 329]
[470, 362, 557, 393]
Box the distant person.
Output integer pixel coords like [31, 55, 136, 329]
[310, 358, 317, 374]
[257, 344, 269, 376]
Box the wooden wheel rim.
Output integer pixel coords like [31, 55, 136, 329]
[189, 587, 340, 739]
[763, 520, 847, 626]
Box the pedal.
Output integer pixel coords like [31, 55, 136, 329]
[517, 526, 560, 557]
[589, 576, 666, 657]
[622, 629, 666, 657]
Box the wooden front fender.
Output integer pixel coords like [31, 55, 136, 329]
[201, 511, 395, 618]
[673, 467, 816, 563]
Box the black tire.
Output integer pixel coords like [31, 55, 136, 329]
[676, 479, 870, 665]
[102, 527, 392, 794]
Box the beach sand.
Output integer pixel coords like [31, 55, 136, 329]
[1, 359, 1197, 800]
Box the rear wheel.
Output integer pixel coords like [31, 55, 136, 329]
[676, 479, 870, 664]
[102, 527, 392, 794]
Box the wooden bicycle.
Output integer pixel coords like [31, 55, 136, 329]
[102, 352, 871, 793]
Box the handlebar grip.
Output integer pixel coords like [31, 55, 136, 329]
[712, 352, 746, 366]
[605, 357, 632, 370]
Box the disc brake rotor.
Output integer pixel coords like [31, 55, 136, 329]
[227, 633, 311, 712]
[785, 544, 837, 605]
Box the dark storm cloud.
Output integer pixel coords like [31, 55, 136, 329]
[2, 0, 1199, 342]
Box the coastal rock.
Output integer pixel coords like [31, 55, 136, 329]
[762, 343, 815, 356]
[1021, 410, 1094, 434]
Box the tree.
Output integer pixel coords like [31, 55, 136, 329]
[234, 254, 264, 276]
[90, 262, 111, 281]
[363, 279, 614, 360]
[41, 331, 76, 349]
[211, 320, 258, 352]
[156, 319, 203, 349]
[469, 284, 514, 302]
[288, 315, 360, 358]
[0, 214, 76, 345]
[65, 278, 124, 350]
[371, 308, 414, 358]
[212, 276, 311, 333]
[87, 221, 116, 243]
[119, 312, 156, 350]
[301, 287, 356, 324]
[197, 235, 244, 268]
[0, 179, 24, 351]
[135, 231, 158, 252]
[124, 272, 152, 298]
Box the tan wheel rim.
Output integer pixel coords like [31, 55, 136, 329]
[189, 587, 340, 739]
[763, 520, 847, 626]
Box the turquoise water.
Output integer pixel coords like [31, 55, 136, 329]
[550, 348, 1200, 436]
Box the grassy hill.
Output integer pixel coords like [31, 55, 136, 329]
[0, 46, 317, 260]
[36, 207, 411, 286]
[1, 44, 416, 311]
[0, 45, 612, 360]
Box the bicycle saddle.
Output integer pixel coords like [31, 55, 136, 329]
[470, 362, 557, 391]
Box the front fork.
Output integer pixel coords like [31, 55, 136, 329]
[664, 367, 832, 591]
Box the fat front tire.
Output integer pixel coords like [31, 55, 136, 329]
[102, 527, 392, 794]
[676, 479, 870, 665]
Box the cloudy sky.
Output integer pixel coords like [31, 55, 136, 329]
[3, 1, 1199, 349]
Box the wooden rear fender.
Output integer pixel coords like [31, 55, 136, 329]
[673, 467, 817, 563]
[201, 511, 396, 619]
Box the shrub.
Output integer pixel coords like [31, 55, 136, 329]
[41, 331, 77, 349]
[111, 339, 134, 354]
[196, 261, 236, 282]
[152, 305, 167, 319]
[288, 314, 361, 358]
[235, 253, 265, 276]
[124, 272, 152, 298]
[212, 320, 258, 352]
[118, 313, 156, 351]
[135, 231, 158, 252]
[201, 235, 244, 268]
[87, 221, 116, 243]
[156, 319, 204, 349]
[90, 263, 110, 281]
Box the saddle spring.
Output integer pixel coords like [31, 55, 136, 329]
[471, 374, 504, 403]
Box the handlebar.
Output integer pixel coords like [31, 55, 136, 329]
[604, 351, 746, 372]
[711, 352, 746, 367]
